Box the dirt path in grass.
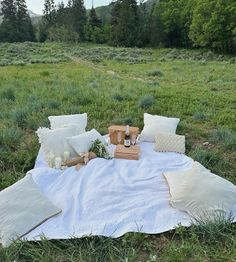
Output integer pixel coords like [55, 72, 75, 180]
[69, 56, 153, 84]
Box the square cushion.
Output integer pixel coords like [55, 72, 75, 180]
[36, 126, 78, 166]
[0, 174, 61, 247]
[140, 113, 180, 142]
[67, 129, 106, 155]
[163, 162, 236, 220]
[48, 113, 87, 133]
[154, 132, 185, 154]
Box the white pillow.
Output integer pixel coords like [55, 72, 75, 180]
[36, 126, 78, 166]
[140, 113, 180, 142]
[164, 162, 236, 221]
[154, 132, 185, 154]
[48, 113, 87, 132]
[0, 174, 61, 247]
[67, 129, 106, 154]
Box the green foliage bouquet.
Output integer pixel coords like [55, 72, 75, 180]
[89, 139, 111, 159]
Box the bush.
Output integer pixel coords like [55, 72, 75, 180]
[11, 107, 29, 128]
[193, 112, 207, 122]
[112, 93, 124, 102]
[123, 117, 133, 125]
[47, 100, 60, 110]
[40, 71, 50, 77]
[138, 95, 154, 109]
[147, 69, 163, 77]
[1, 88, 15, 101]
[0, 128, 23, 150]
[211, 129, 236, 151]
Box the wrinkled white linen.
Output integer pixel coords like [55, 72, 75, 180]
[25, 142, 236, 241]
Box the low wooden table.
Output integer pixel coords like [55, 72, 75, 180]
[114, 145, 140, 160]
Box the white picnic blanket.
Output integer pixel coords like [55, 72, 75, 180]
[25, 142, 236, 241]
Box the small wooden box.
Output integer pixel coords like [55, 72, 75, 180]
[115, 145, 140, 160]
[108, 125, 139, 145]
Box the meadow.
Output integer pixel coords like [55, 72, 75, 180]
[0, 42, 236, 261]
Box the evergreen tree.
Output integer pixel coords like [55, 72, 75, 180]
[111, 0, 140, 47]
[43, 0, 56, 27]
[72, 0, 87, 41]
[89, 7, 101, 28]
[148, 2, 166, 47]
[0, 0, 18, 42]
[138, 1, 149, 46]
[67, 0, 73, 8]
[15, 0, 35, 41]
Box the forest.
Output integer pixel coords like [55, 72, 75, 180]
[0, 0, 235, 53]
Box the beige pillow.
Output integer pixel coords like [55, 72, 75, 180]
[140, 113, 180, 142]
[164, 162, 236, 221]
[0, 174, 61, 247]
[48, 113, 87, 132]
[67, 129, 106, 155]
[36, 126, 78, 167]
[154, 132, 185, 154]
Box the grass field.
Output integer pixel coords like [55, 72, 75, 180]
[0, 42, 236, 261]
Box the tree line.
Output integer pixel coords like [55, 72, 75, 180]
[0, 0, 35, 42]
[0, 0, 235, 53]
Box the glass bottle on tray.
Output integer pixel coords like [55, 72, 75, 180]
[124, 125, 131, 147]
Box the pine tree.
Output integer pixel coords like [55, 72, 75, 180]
[43, 0, 56, 27]
[72, 0, 87, 41]
[89, 7, 101, 28]
[111, 0, 139, 47]
[15, 0, 35, 41]
[0, 0, 18, 42]
[67, 0, 72, 8]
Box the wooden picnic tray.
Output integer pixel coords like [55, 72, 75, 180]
[114, 145, 140, 160]
[108, 125, 139, 145]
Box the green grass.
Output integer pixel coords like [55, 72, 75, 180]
[0, 42, 235, 261]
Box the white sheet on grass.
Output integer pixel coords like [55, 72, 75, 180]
[25, 142, 236, 241]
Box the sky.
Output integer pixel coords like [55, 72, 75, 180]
[26, 0, 112, 15]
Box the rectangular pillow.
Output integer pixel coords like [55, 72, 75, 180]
[0, 174, 61, 247]
[140, 113, 180, 142]
[48, 113, 87, 133]
[154, 132, 185, 154]
[67, 129, 106, 155]
[36, 126, 78, 167]
[163, 162, 236, 221]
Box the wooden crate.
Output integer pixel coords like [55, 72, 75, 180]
[115, 145, 140, 160]
[108, 125, 139, 145]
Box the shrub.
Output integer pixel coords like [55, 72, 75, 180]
[0, 58, 10, 66]
[89, 81, 99, 88]
[76, 95, 93, 106]
[147, 69, 163, 77]
[112, 93, 124, 102]
[1, 88, 15, 101]
[211, 129, 236, 151]
[0, 128, 23, 150]
[11, 60, 26, 66]
[193, 112, 207, 122]
[40, 71, 50, 77]
[47, 100, 60, 110]
[123, 117, 133, 125]
[11, 107, 29, 128]
[138, 95, 154, 109]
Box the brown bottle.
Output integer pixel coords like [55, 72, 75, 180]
[124, 125, 131, 147]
